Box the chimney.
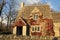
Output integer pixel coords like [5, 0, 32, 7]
[20, 2, 24, 8]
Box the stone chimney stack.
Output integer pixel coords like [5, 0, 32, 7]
[20, 2, 24, 8]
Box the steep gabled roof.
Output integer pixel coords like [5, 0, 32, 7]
[13, 18, 26, 27]
[17, 5, 52, 19]
[17, 4, 60, 23]
[52, 12, 60, 23]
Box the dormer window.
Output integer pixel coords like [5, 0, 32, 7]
[34, 14, 38, 20]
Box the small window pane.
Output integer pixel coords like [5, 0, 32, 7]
[35, 27, 37, 31]
[32, 27, 34, 31]
[38, 27, 40, 31]
[34, 14, 38, 20]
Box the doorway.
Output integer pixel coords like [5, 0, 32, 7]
[26, 25, 30, 36]
[16, 26, 30, 36]
[17, 26, 22, 35]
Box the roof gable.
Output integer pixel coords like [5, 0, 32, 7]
[17, 5, 52, 19]
[31, 7, 40, 13]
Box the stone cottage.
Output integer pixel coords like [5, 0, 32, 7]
[12, 2, 60, 37]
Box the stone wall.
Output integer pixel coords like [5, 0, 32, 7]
[0, 35, 60, 40]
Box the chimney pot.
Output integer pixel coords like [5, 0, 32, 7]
[20, 2, 24, 8]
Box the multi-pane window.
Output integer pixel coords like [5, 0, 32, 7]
[34, 14, 38, 20]
[32, 26, 40, 32]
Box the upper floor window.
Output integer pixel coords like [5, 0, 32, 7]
[34, 14, 38, 20]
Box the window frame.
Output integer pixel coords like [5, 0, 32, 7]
[34, 14, 38, 20]
[31, 26, 40, 32]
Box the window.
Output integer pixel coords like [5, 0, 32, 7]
[32, 27, 35, 31]
[38, 27, 40, 31]
[34, 14, 38, 20]
[35, 27, 37, 31]
[32, 26, 40, 32]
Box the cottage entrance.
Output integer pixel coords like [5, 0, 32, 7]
[26, 26, 30, 36]
[17, 26, 22, 35]
[15, 26, 30, 36]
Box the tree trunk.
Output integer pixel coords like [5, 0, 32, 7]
[0, 16, 3, 31]
[7, 17, 9, 31]
[9, 16, 11, 32]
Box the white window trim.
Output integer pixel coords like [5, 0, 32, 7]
[31, 26, 40, 32]
[34, 14, 38, 20]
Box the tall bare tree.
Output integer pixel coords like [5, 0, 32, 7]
[0, 0, 5, 15]
[0, 0, 18, 33]
[3, 0, 17, 32]
[0, 0, 6, 31]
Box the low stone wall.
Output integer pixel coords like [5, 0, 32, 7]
[0, 35, 60, 40]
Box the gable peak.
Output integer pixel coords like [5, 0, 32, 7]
[31, 7, 40, 13]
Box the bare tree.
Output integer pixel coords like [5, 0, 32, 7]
[3, 0, 17, 32]
[0, 0, 5, 15]
[0, 0, 18, 33]
[0, 0, 6, 31]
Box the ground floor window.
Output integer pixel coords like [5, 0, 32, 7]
[32, 26, 40, 32]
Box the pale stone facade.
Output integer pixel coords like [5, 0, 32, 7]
[54, 23, 60, 36]
[13, 27, 17, 34]
[22, 26, 26, 36]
